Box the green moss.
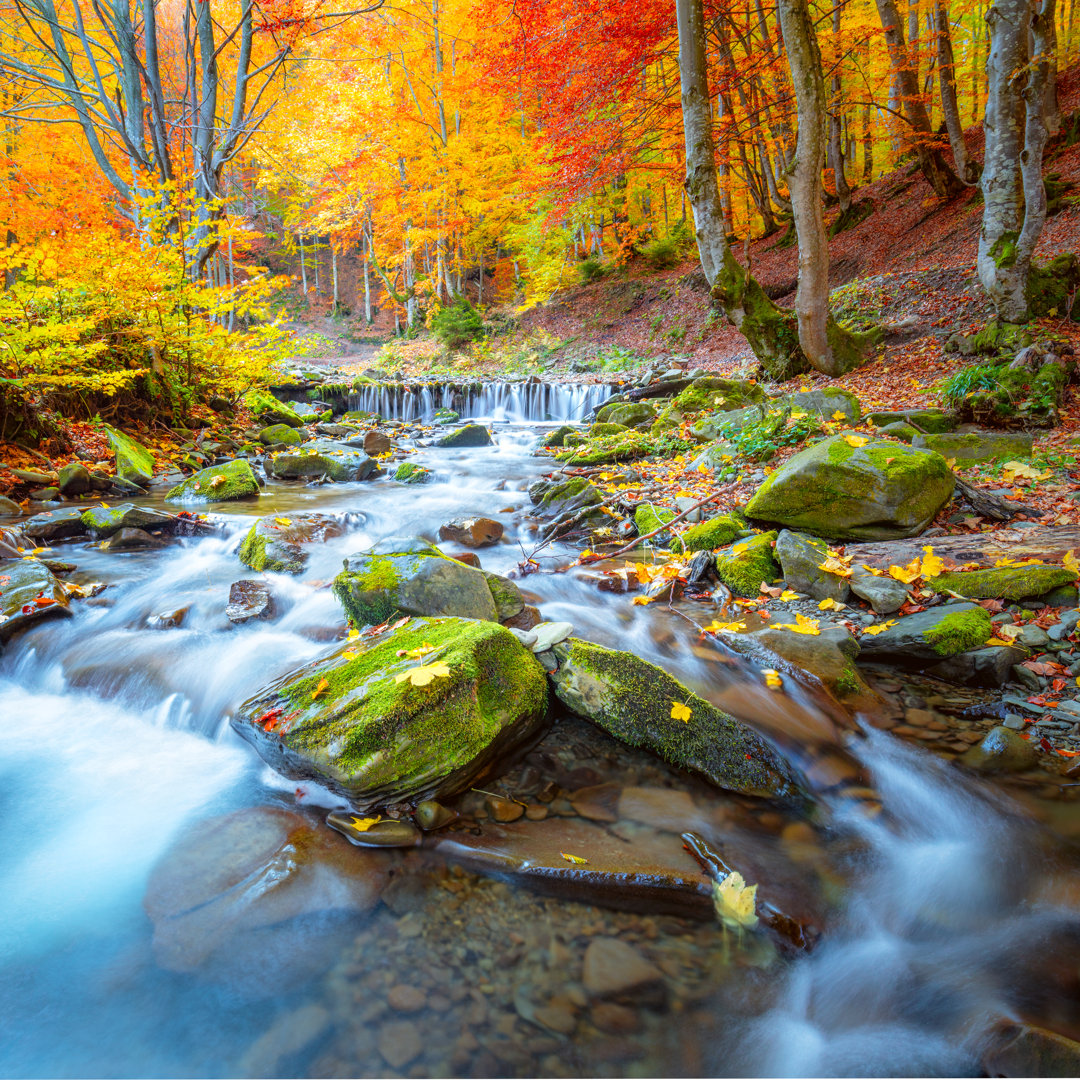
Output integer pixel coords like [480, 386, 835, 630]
[553, 430, 653, 465]
[104, 425, 155, 486]
[244, 389, 303, 428]
[672, 377, 766, 415]
[589, 422, 629, 437]
[932, 565, 1075, 601]
[989, 231, 1019, 269]
[542, 425, 576, 447]
[258, 423, 302, 446]
[825, 316, 882, 374]
[237, 522, 306, 574]
[595, 402, 656, 428]
[1026, 252, 1080, 318]
[673, 512, 750, 553]
[166, 460, 260, 503]
[333, 553, 405, 626]
[634, 503, 676, 539]
[393, 462, 432, 484]
[238, 524, 268, 571]
[834, 664, 862, 696]
[924, 608, 992, 657]
[714, 531, 779, 597]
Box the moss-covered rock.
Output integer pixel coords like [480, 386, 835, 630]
[244, 389, 303, 428]
[745, 433, 955, 541]
[104, 425, 154, 488]
[166, 460, 260, 503]
[393, 462, 432, 484]
[780, 387, 862, 424]
[529, 476, 602, 518]
[931, 564, 1076, 601]
[0, 557, 70, 641]
[673, 512, 750, 553]
[589, 422, 629, 438]
[239, 514, 347, 574]
[548, 638, 802, 801]
[436, 424, 493, 448]
[595, 402, 657, 428]
[859, 602, 992, 662]
[482, 571, 525, 621]
[553, 430, 653, 465]
[774, 530, 850, 602]
[634, 503, 676, 540]
[80, 502, 176, 537]
[266, 440, 377, 483]
[866, 408, 955, 433]
[231, 617, 549, 810]
[911, 431, 1033, 462]
[332, 537, 498, 627]
[258, 423, 303, 447]
[542, 425, 577, 448]
[876, 421, 918, 442]
[714, 531, 779, 597]
[672, 377, 766, 415]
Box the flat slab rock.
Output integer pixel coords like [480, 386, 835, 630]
[432, 816, 714, 919]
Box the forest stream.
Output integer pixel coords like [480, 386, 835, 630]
[2, 418, 1079, 1079]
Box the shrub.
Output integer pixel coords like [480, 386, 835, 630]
[579, 257, 611, 284]
[941, 363, 1004, 409]
[429, 298, 484, 349]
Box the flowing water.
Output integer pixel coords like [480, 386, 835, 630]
[1, 420, 1078, 1078]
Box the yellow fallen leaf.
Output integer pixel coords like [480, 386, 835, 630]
[994, 556, 1044, 568]
[274, 516, 292, 526]
[779, 589, 800, 601]
[860, 564, 884, 576]
[671, 701, 692, 722]
[920, 546, 944, 579]
[1064, 549, 1080, 575]
[579, 549, 593, 560]
[888, 557, 922, 584]
[862, 620, 897, 636]
[394, 661, 452, 686]
[631, 595, 654, 606]
[703, 620, 746, 633]
[819, 556, 853, 578]
[208, 475, 226, 488]
[560, 852, 588, 865]
[773, 612, 820, 635]
[761, 668, 782, 688]
[349, 816, 380, 832]
[832, 410, 847, 421]
[311, 677, 330, 700]
[1001, 460, 1046, 483]
[712, 871, 759, 930]
[818, 597, 845, 611]
[843, 434, 869, 447]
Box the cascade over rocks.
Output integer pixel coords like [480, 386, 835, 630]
[231, 616, 549, 809]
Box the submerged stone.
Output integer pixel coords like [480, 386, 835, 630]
[226, 579, 276, 623]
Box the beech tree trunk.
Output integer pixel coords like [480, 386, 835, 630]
[829, 0, 853, 211]
[978, 0, 1052, 320]
[935, 0, 980, 183]
[874, 0, 965, 196]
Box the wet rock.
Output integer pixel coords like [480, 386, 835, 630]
[29, 486, 60, 502]
[363, 430, 391, 456]
[257, 423, 302, 446]
[57, 463, 92, 497]
[482, 572, 525, 621]
[291, 400, 332, 421]
[332, 536, 499, 625]
[960, 725, 1039, 772]
[780, 387, 861, 424]
[591, 1002, 641, 1035]
[414, 799, 456, 831]
[0, 558, 70, 641]
[244, 389, 303, 428]
[143, 807, 388, 986]
[927, 644, 1028, 688]
[745, 433, 955, 541]
[23, 508, 88, 543]
[569, 783, 620, 822]
[266, 440, 377, 483]
[486, 795, 525, 822]
[504, 604, 542, 631]
[432, 817, 713, 918]
[435, 424, 493, 448]
[377, 1019, 422, 1070]
[104, 425, 154, 488]
[80, 503, 176, 538]
[9, 468, 55, 486]
[617, 787, 702, 834]
[594, 402, 657, 428]
[549, 638, 802, 801]
[439, 516, 504, 547]
[226, 580, 275, 623]
[528, 475, 602, 519]
[858, 602, 992, 663]
[392, 462, 431, 484]
[912, 430, 1034, 463]
[232, 616, 548, 809]
[326, 813, 421, 847]
[386, 984, 427, 1013]
[531, 620, 574, 653]
[775, 530, 850, 602]
[448, 550, 481, 567]
[984, 1024, 1080, 1078]
[0, 496, 20, 515]
[101, 527, 167, 551]
[582, 937, 666, 1005]
[239, 513, 347, 575]
[849, 567, 909, 613]
[713, 532, 780, 597]
[166, 460, 260, 503]
[866, 407, 955, 432]
[146, 606, 189, 629]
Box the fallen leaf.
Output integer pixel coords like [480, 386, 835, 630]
[920, 546, 944, 579]
[773, 612, 820, 635]
[274, 516, 292, 526]
[1064, 549, 1080, 575]
[888, 557, 922, 584]
[842, 434, 869, 448]
[394, 661, 452, 686]
[671, 701, 692, 722]
[311, 677, 330, 700]
[819, 556, 853, 578]
[761, 668, 782, 688]
[862, 620, 897, 636]
[818, 597, 845, 610]
[348, 816, 381, 832]
[712, 871, 759, 930]
[560, 852, 588, 865]
[703, 619, 746, 633]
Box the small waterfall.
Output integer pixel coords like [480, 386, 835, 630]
[337, 380, 615, 422]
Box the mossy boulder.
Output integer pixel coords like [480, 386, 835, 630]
[858, 602, 992, 663]
[436, 424, 493, 448]
[595, 402, 657, 428]
[57, 462, 92, 497]
[672, 377, 766, 415]
[80, 502, 176, 537]
[867, 408, 956, 433]
[548, 638, 802, 801]
[589, 422, 629, 438]
[258, 424, 303, 447]
[104, 425, 155, 488]
[244, 389, 303, 428]
[553, 431, 652, 465]
[266, 440, 377, 483]
[713, 531, 779, 597]
[238, 514, 347, 575]
[393, 462, 432, 484]
[931, 564, 1076, 601]
[0, 558, 70, 642]
[876, 421, 918, 442]
[541, 425, 577, 448]
[780, 387, 861, 424]
[166, 460, 260, 503]
[911, 431, 1033, 462]
[673, 512, 750, 553]
[432, 408, 460, 425]
[292, 401, 333, 422]
[482, 571, 525, 621]
[23, 508, 88, 543]
[231, 617, 549, 810]
[774, 530, 850, 602]
[332, 537, 499, 627]
[745, 433, 955, 540]
[529, 476, 602, 518]
[634, 503, 676, 541]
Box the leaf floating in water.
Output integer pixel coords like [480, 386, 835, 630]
[394, 661, 451, 686]
[670, 701, 692, 722]
[311, 677, 330, 700]
[560, 852, 588, 865]
[712, 871, 759, 930]
[761, 668, 782, 689]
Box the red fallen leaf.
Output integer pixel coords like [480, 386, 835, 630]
[1027, 695, 1049, 706]
[1052, 677, 1068, 693]
[977, 598, 1005, 614]
[1040, 738, 1054, 752]
[1057, 748, 1080, 757]
[256, 707, 284, 732]
[33, 596, 56, 607]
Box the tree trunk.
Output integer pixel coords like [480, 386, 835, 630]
[1040, 0, 1061, 134]
[299, 234, 308, 294]
[935, 0, 980, 183]
[829, 1, 853, 211]
[875, 0, 965, 196]
[862, 100, 874, 180]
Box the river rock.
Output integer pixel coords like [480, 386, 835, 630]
[226, 579, 276, 623]
[326, 813, 421, 848]
[529, 475, 603, 519]
[101, 527, 167, 551]
[0, 496, 20, 515]
[912, 430, 1034, 462]
[244, 389, 304, 427]
[858, 602, 993, 663]
[866, 408, 956, 432]
[674, 512, 749, 553]
[231, 616, 548, 809]
[549, 638, 802, 801]
[714, 531, 780, 597]
[435, 424, 493, 448]
[744, 433, 955, 540]
[482, 571, 525, 620]
[22, 508, 89, 543]
[363, 430, 391, 455]
[143, 807, 388, 988]
[594, 402, 656, 428]
[926, 644, 1028, 688]
[984, 1023, 1080, 1077]
[960, 725, 1039, 772]
[237, 1003, 331, 1079]
[377, 1020, 423, 1070]
[775, 529, 850, 602]
[238, 513, 347, 574]
[257, 423, 302, 446]
[80, 503, 177, 538]
[291, 401, 332, 421]
[266, 440, 377, 483]
[671, 376, 766, 414]
[57, 463, 92, 497]
[849, 566, 909, 613]
[332, 537, 499, 625]
[930, 564, 1076, 602]
[530, 621, 574, 652]
[393, 462, 431, 484]
[439, 516, 504, 547]
[779, 387, 862, 424]
[104, 425, 154, 488]
[0, 558, 70, 641]
[166, 460, 260, 503]
[582, 937, 666, 1006]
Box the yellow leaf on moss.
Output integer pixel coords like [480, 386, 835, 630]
[311, 677, 330, 700]
[394, 662, 451, 686]
[843, 434, 869, 447]
[670, 701, 692, 722]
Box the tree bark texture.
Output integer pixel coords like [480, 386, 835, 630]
[829, 0, 853, 211]
[935, 0, 980, 183]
